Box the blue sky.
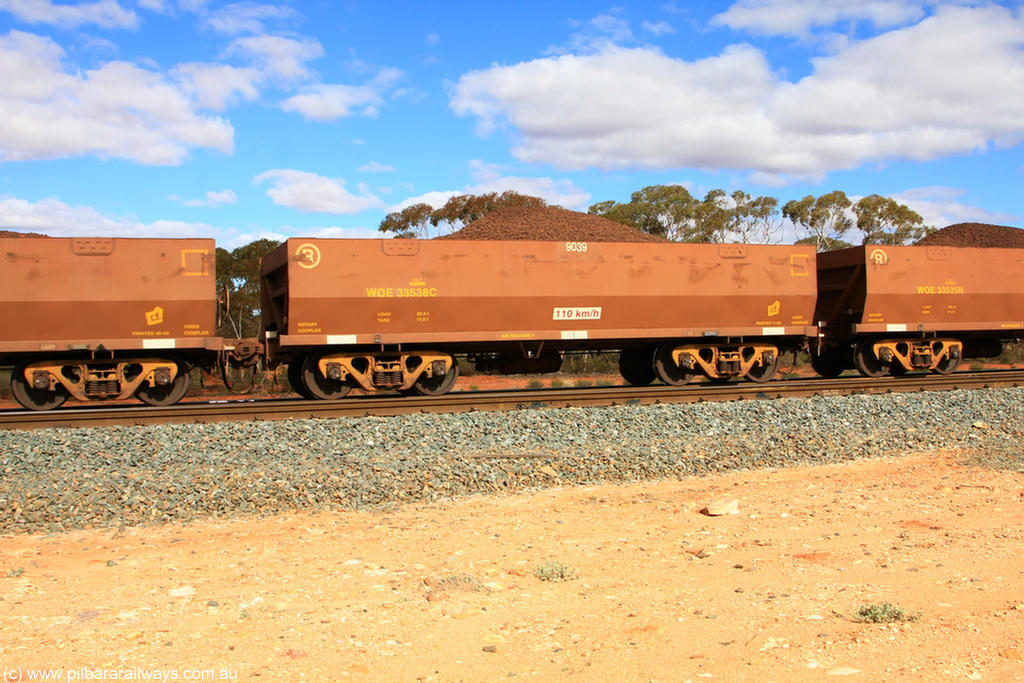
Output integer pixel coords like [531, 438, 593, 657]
[0, 0, 1021, 247]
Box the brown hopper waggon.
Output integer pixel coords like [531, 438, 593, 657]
[1, 229, 1022, 410]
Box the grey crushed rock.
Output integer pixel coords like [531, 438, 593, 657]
[1, 387, 1022, 534]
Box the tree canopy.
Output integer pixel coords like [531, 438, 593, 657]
[379, 191, 547, 238]
[588, 185, 783, 244]
[216, 238, 280, 339]
[784, 191, 927, 250]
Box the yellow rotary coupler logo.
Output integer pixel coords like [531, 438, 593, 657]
[767, 300, 781, 317]
[295, 243, 321, 269]
[869, 248, 889, 265]
[145, 306, 164, 326]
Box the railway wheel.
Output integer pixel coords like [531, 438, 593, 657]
[221, 359, 260, 394]
[136, 363, 191, 406]
[653, 343, 695, 386]
[287, 361, 314, 399]
[853, 340, 889, 378]
[410, 358, 459, 396]
[10, 364, 69, 411]
[618, 347, 655, 386]
[810, 350, 846, 378]
[300, 353, 352, 400]
[746, 353, 780, 383]
[932, 352, 961, 375]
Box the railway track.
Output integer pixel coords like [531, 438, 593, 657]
[2, 369, 1022, 431]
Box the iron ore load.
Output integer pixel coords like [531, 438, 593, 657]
[2, 215, 1023, 411]
[260, 238, 818, 398]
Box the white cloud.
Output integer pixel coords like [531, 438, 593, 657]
[0, 0, 138, 29]
[182, 189, 238, 207]
[171, 62, 260, 110]
[711, 0, 927, 37]
[451, 6, 1024, 179]
[892, 186, 1020, 228]
[207, 3, 296, 35]
[281, 67, 403, 121]
[225, 34, 323, 83]
[0, 30, 233, 165]
[0, 196, 210, 238]
[466, 159, 591, 209]
[390, 160, 591, 213]
[552, 12, 635, 54]
[358, 161, 396, 173]
[255, 169, 385, 214]
[641, 20, 676, 36]
[390, 190, 461, 212]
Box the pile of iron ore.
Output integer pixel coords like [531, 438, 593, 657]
[0, 230, 48, 238]
[916, 222, 1024, 248]
[437, 206, 664, 242]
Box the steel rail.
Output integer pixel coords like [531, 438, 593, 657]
[1, 370, 1022, 431]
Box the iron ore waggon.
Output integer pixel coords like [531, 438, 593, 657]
[260, 238, 819, 398]
[811, 244, 1024, 377]
[0, 237, 229, 410]
[5, 234, 1023, 412]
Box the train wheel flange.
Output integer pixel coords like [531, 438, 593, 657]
[10, 364, 69, 411]
[746, 354, 780, 383]
[653, 344, 695, 386]
[853, 340, 890, 378]
[136, 364, 190, 406]
[932, 353, 962, 375]
[288, 361, 314, 399]
[301, 353, 352, 400]
[410, 358, 459, 396]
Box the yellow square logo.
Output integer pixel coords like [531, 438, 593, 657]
[145, 306, 164, 326]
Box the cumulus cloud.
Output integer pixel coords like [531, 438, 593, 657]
[0, 0, 138, 29]
[0, 196, 211, 238]
[466, 160, 591, 209]
[451, 5, 1024, 180]
[225, 34, 324, 83]
[207, 2, 296, 35]
[711, 0, 926, 37]
[281, 67, 403, 120]
[390, 160, 591, 213]
[0, 30, 233, 165]
[892, 187, 1020, 228]
[255, 169, 385, 214]
[181, 189, 238, 207]
[171, 62, 261, 110]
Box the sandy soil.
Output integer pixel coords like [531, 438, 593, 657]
[2, 452, 1023, 683]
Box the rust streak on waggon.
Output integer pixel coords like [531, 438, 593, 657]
[261, 238, 818, 397]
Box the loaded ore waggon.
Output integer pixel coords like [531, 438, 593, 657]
[2, 229, 1023, 411]
[259, 238, 818, 399]
[811, 244, 1024, 377]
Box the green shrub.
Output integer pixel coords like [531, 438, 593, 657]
[533, 561, 578, 582]
[854, 602, 920, 623]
